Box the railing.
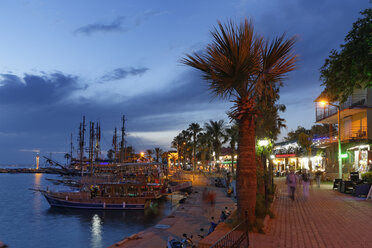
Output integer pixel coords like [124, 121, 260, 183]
[210, 213, 249, 248]
[343, 126, 368, 140]
[315, 94, 368, 122]
[313, 126, 368, 146]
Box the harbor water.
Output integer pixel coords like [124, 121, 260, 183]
[0, 172, 173, 248]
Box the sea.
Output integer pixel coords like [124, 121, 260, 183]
[0, 170, 173, 248]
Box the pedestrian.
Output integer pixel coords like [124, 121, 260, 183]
[219, 210, 227, 223]
[315, 169, 322, 188]
[302, 170, 310, 200]
[286, 169, 297, 201]
[207, 217, 217, 235]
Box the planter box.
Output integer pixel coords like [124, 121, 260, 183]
[353, 183, 371, 197]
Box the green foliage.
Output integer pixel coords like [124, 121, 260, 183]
[255, 94, 287, 141]
[361, 172, 372, 182]
[298, 133, 312, 151]
[285, 124, 335, 141]
[320, 9, 372, 102]
[285, 126, 310, 141]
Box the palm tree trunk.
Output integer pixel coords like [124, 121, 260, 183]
[237, 116, 257, 223]
[231, 151, 235, 178]
[193, 134, 196, 173]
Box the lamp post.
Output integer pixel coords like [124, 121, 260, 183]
[320, 101, 342, 179]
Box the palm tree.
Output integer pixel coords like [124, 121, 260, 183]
[146, 149, 154, 161]
[188, 123, 203, 173]
[225, 124, 238, 177]
[154, 147, 163, 163]
[204, 120, 226, 171]
[172, 134, 184, 167]
[182, 19, 297, 221]
[197, 132, 213, 171]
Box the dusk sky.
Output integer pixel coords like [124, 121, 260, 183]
[0, 0, 370, 165]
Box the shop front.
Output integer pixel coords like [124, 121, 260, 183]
[347, 144, 372, 174]
[273, 153, 298, 173]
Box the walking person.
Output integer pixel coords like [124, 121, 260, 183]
[315, 169, 322, 188]
[302, 170, 310, 200]
[286, 169, 297, 201]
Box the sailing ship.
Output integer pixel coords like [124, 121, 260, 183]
[38, 115, 169, 210]
[41, 181, 162, 210]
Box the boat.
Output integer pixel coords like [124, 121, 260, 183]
[41, 182, 163, 210]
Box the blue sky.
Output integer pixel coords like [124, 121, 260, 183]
[0, 0, 370, 165]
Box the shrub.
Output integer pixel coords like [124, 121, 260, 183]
[361, 172, 372, 182]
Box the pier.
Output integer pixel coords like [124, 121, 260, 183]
[0, 168, 63, 174]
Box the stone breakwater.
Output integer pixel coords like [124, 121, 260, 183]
[0, 168, 56, 174]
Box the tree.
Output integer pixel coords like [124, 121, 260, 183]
[146, 149, 154, 161]
[188, 123, 203, 173]
[182, 19, 297, 221]
[153, 147, 163, 163]
[204, 120, 226, 171]
[172, 134, 185, 167]
[298, 132, 313, 170]
[225, 124, 238, 177]
[255, 90, 287, 141]
[285, 124, 335, 141]
[285, 126, 310, 141]
[180, 130, 192, 166]
[197, 132, 213, 171]
[320, 9, 372, 102]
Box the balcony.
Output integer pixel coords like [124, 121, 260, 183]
[315, 94, 368, 123]
[342, 126, 368, 141]
[313, 126, 368, 147]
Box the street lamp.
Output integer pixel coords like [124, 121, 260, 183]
[319, 100, 342, 179]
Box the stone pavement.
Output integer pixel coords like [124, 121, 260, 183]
[250, 178, 372, 248]
[109, 186, 236, 248]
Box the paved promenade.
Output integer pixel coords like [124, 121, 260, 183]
[109, 186, 236, 248]
[250, 178, 372, 248]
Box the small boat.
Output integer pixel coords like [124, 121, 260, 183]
[41, 182, 163, 210]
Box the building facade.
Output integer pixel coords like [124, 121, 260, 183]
[315, 88, 372, 175]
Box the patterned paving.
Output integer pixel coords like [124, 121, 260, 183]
[250, 178, 372, 248]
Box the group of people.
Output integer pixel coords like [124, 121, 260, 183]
[207, 207, 231, 235]
[286, 169, 323, 201]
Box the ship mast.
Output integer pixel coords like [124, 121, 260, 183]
[89, 121, 95, 176]
[95, 121, 101, 161]
[113, 127, 118, 164]
[79, 116, 86, 176]
[70, 133, 73, 166]
[120, 115, 126, 163]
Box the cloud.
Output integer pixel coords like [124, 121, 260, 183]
[135, 10, 170, 26]
[74, 16, 126, 36]
[0, 72, 82, 107]
[19, 149, 40, 153]
[101, 67, 149, 82]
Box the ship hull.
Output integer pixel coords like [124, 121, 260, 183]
[43, 193, 146, 210]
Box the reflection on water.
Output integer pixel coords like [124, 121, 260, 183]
[34, 173, 43, 186]
[33, 173, 43, 212]
[0, 174, 173, 248]
[91, 214, 102, 248]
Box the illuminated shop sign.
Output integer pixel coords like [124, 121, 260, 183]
[275, 154, 296, 158]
